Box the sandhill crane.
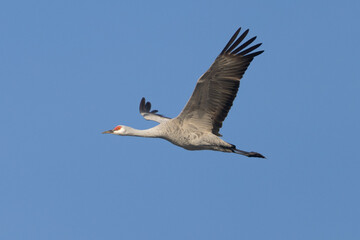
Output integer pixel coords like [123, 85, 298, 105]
[103, 27, 265, 158]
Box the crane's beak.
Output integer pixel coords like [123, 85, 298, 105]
[102, 130, 114, 134]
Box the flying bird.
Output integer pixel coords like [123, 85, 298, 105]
[103, 27, 265, 158]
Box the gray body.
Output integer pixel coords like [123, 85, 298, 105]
[152, 119, 233, 152]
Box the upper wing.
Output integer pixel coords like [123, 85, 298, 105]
[176, 28, 263, 136]
[139, 97, 171, 123]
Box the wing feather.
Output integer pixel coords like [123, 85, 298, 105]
[176, 28, 263, 136]
[139, 97, 171, 123]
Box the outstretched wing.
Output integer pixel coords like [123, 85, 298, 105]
[177, 28, 263, 136]
[139, 97, 171, 123]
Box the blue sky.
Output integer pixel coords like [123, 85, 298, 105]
[1, 0, 359, 239]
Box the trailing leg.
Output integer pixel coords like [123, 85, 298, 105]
[231, 146, 265, 158]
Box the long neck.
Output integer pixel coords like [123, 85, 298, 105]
[124, 126, 161, 138]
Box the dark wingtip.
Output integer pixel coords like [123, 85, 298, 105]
[145, 101, 151, 111]
[246, 50, 264, 59]
[220, 27, 241, 54]
[139, 97, 146, 113]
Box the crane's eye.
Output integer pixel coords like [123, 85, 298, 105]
[113, 126, 122, 131]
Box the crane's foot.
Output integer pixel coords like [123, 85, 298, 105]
[232, 148, 266, 158]
[246, 151, 266, 158]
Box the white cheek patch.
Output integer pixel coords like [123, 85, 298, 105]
[114, 127, 125, 135]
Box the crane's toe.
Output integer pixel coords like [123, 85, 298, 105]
[248, 152, 266, 158]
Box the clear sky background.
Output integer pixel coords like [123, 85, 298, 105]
[1, 0, 359, 239]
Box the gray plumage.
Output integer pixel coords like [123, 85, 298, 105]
[177, 28, 263, 137]
[139, 97, 170, 123]
[103, 27, 265, 158]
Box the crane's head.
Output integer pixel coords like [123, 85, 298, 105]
[102, 125, 125, 135]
